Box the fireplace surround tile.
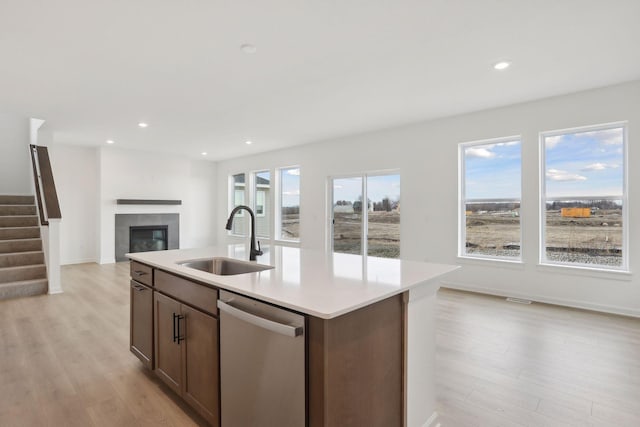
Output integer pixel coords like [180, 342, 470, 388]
[115, 213, 179, 262]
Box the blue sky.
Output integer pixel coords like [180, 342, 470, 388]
[281, 167, 300, 207]
[464, 127, 624, 199]
[333, 174, 400, 204]
[464, 140, 521, 199]
[545, 127, 623, 198]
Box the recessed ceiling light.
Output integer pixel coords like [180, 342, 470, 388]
[240, 43, 257, 54]
[106, 139, 115, 144]
[245, 140, 253, 145]
[493, 61, 511, 70]
[201, 152, 208, 156]
[138, 122, 149, 128]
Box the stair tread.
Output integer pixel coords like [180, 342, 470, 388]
[0, 264, 46, 271]
[0, 226, 40, 230]
[0, 278, 48, 285]
[0, 238, 42, 243]
[0, 251, 44, 256]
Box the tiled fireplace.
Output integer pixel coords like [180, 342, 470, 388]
[115, 214, 179, 262]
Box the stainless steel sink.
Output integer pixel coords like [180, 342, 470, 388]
[177, 257, 273, 276]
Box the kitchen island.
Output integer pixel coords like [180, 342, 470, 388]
[128, 245, 458, 427]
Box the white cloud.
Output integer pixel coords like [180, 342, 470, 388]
[546, 169, 587, 182]
[545, 135, 565, 149]
[283, 190, 300, 196]
[581, 162, 619, 171]
[584, 128, 623, 145]
[465, 147, 495, 158]
[286, 168, 300, 176]
[494, 140, 520, 147]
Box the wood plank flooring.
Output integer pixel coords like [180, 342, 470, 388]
[0, 262, 208, 427]
[0, 263, 638, 426]
[436, 288, 640, 427]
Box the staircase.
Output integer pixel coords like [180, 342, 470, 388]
[0, 195, 48, 299]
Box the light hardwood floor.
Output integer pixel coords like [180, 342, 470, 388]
[0, 263, 638, 426]
[436, 288, 640, 427]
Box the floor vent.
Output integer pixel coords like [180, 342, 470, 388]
[506, 297, 532, 304]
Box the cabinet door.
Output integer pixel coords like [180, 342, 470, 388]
[154, 292, 182, 394]
[181, 304, 219, 426]
[130, 280, 153, 369]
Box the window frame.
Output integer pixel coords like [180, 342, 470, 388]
[275, 166, 301, 244]
[328, 170, 401, 258]
[539, 121, 629, 272]
[228, 172, 247, 236]
[458, 135, 523, 263]
[227, 167, 301, 246]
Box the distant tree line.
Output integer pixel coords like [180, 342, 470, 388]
[282, 206, 300, 215]
[546, 200, 621, 210]
[466, 202, 520, 212]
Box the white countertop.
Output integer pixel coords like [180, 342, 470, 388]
[127, 244, 459, 319]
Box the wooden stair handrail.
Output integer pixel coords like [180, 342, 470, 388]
[29, 144, 62, 225]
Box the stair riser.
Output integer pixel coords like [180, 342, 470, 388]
[0, 240, 42, 254]
[0, 228, 40, 240]
[0, 217, 39, 227]
[0, 265, 47, 284]
[0, 196, 35, 205]
[0, 281, 47, 300]
[0, 252, 44, 268]
[0, 205, 37, 216]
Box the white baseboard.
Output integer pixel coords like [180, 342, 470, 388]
[441, 281, 640, 318]
[61, 258, 98, 266]
[99, 257, 116, 265]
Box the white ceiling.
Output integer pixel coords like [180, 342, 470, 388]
[2, 0, 639, 161]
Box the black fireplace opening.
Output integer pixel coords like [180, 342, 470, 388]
[130, 225, 168, 254]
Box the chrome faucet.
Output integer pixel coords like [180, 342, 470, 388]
[225, 205, 263, 261]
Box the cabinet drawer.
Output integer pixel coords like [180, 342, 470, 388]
[131, 261, 153, 286]
[155, 270, 218, 316]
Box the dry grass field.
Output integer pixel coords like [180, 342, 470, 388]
[333, 211, 400, 258]
[466, 209, 623, 266]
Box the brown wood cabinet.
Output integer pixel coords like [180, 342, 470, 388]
[130, 261, 407, 427]
[130, 280, 153, 368]
[153, 283, 219, 426]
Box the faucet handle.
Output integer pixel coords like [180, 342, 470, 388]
[256, 240, 263, 255]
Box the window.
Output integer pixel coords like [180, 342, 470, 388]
[278, 167, 300, 241]
[541, 123, 627, 270]
[228, 167, 301, 243]
[253, 171, 270, 238]
[331, 173, 400, 258]
[230, 173, 246, 235]
[459, 137, 521, 260]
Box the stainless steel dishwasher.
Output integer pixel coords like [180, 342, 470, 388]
[218, 290, 305, 426]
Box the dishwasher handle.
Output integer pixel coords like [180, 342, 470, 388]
[217, 300, 303, 337]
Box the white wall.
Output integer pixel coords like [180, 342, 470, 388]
[98, 147, 217, 264]
[216, 81, 640, 317]
[50, 145, 218, 265]
[49, 144, 99, 264]
[0, 113, 31, 194]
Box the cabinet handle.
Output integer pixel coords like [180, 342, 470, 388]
[173, 313, 184, 345]
[177, 314, 185, 344]
[172, 313, 178, 343]
[132, 284, 147, 291]
[133, 270, 148, 276]
[172, 313, 185, 344]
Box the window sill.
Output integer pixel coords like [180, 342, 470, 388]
[456, 255, 525, 270]
[536, 262, 632, 281]
[273, 239, 300, 247]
